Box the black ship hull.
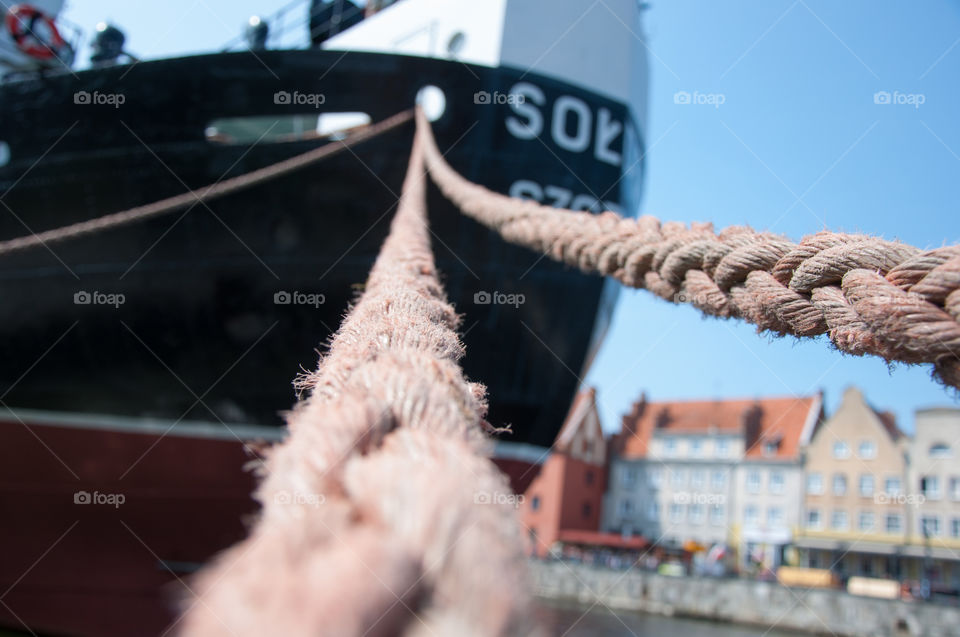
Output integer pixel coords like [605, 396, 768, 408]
[0, 50, 643, 447]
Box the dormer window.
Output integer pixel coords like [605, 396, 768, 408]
[931, 443, 952, 459]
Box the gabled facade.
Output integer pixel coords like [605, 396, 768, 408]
[519, 388, 607, 557]
[796, 387, 909, 579]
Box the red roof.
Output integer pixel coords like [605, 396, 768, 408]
[557, 530, 649, 550]
[615, 393, 821, 461]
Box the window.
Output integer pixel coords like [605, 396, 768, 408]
[689, 504, 704, 524]
[833, 473, 847, 496]
[921, 476, 941, 500]
[922, 516, 941, 537]
[647, 500, 659, 518]
[582, 503, 592, 518]
[858, 511, 875, 531]
[763, 440, 780, 457]
[833, 440, 850, 459]
[930, 443, 952, 459]
[690, 469, 705, 489]
[950, 477, 960, 501]
[649, 467, 663, 488]
[716, 439, 730, 457]
[664, 438, 678, 456]
[690, 438, 703, 456]
[621, 466, 638, 489]
[670, 469, 686, 488]
[711, 470, 725, 490]
[806, 473, 823, 495]
[884, 476, 901, 496]
[531, 496, 541, 511]
[769, 471, 785, 494]
[767, 507, 784, 526]
[858, 440, 877, 459]
[744, 505, 759, 526]
[806, 509, 822, 530]
[831, 510, 849, 530]
[859, 474, 875, 497]
[710, 504, 725, 525]
[585, 470, 595, 486]
[669, 503, 684, 523]
[952, 519, 960, 539]
[747, 470, 762, 494]
[885, 514, 902, 534]
[618, 499, 633, 516]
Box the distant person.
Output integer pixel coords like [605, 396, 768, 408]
[309, 0, 364, 47]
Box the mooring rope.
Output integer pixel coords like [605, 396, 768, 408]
[415, 110, 960, 389]
[178, 131, 539, 637]
[0, 109, 413, 256]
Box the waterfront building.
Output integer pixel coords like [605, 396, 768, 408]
[795, 387, 910, 580]
[604, 392, 820, 569]
[520, 388, 627, 558]
[904, 407, 960, 591]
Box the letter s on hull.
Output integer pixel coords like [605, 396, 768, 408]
[504, 82, 624, 167]
[505, 83, 545, 139]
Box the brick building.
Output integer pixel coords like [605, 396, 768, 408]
[520, 388, 639, 557]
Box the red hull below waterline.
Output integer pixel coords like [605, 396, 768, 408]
[0, 411, 280, 637]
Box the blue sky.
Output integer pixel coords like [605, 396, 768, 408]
[59, 1, 960, 434]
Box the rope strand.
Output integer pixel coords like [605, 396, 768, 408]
[415, 109, 960, 389]
[177, 127, 540, 637]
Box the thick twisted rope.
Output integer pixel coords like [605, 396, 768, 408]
[416, 110, 960, 389]
[178, 132, 539, 636]
[0, 109, 413, 256]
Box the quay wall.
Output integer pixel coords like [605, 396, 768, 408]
[530, 560, 960, 637]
